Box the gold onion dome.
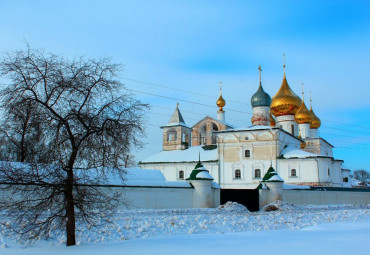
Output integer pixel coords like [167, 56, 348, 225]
[216, 81, 226, 111]
[270, 73, 302, 117]
[216, 95, 226, 110]
[310, 109, 321, 129]
[295, 99, 312, 124]
[309, 92, 321, 129]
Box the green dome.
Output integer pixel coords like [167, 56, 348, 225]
[251, 84, 271, 108]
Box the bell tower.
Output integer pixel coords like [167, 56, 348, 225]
[161, 103, 192, 151]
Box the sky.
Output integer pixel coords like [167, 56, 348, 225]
[0, 0, 369, 171]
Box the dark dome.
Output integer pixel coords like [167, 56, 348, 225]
[251, 84, 271, 107]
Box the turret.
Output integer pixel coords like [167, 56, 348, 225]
[216, 81, 226, 122]
[161, 103, 192, 151]
[251, 65, 272, 126]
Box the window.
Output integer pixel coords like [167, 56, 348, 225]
[179, 170, 184, 180]
[234, 169, 241, 179]
[254, 169, 261, 178]
[245, 136, 249, 140]
[290, 169, 297, 177]
[343, 177, 348, 182]
[244, 150, 251, 158]
[328, 168, 330, 176]
[291, 125, 294, 136]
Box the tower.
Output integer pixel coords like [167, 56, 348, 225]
[251, 65, 272, 126]
[270, 54, 301, 136]
[216, 81, 226, 122]
[295, 83, 313, 139]
[161, 103, 192, 151]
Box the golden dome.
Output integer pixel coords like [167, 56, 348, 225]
[216, 81, 226, 111]
[309, 94, 321, 129]
[295, 99, 312, 124]
[310, 109, 321, 129]
[270, 112, 276, 127]
[216, 94, 226, 110]
[270, 73, 302, 117]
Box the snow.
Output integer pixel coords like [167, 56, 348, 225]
[140, 146, 218, 163]
[195, 171, 213, 180]
[1, 204, 369, 251]
[217, 125, 273, 132]
[281, 145, 320, 158]
[283, 184, 310, 190]
[0, 204, 369, 254]
[266, 174, 284, 182]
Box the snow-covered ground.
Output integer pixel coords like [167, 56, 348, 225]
[1, 202, 370, 254]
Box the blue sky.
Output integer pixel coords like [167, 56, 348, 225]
[1, 0, 369, 171]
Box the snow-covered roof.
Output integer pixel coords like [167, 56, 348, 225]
[217, 125, 273, 133]
[266, 174, 284, 182]
[283, 184, 310, 190]
[115, 168, 191, 188]
[281, 146, 320, 158]
[161, 105, 191, 129]
[140, 145, 218, 164]
[196, 171, 214, 180]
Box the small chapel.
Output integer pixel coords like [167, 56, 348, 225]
[139, 61, 345, 189]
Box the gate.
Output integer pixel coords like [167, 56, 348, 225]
[221, 189, 259, 211]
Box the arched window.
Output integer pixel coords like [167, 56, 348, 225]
[211, 123, 218, 144]
[234, 169, 241, 179]
[179, 170, 184, 180]
[182, 133, 186, 142]
[244, 150, 251, 158]
[254, 169, 261, 178]
[167, 129, 177, 141]
[200, 125, 207, 145]
[291, 169, 297, 177]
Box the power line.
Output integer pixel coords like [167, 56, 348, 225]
[123, 76, 370, 132]
[123, 77, 250, 106]
[129, 88, 253, 115]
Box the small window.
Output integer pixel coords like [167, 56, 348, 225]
[343, 177, 348, 182]
[328, 168, 330, 176]
[245, 137, 249, 140]
[291, 169, 297, 177]
[244, 150, 251, 158]
[179, 170, 184, 180]
[291, 125, 294, 136]
[234, 169, 241, 179]
[254, 169, 261, 178]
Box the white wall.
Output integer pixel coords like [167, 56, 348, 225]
[282, 190, 370, 205]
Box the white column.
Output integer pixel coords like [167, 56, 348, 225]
[299, 123, 311, 138]
[276, 115, 298, 136]
[310, 128, 318, 138]
[217, 110, 225, 122]
[189, 179, 213, 208]
[251, 106, 270, 126]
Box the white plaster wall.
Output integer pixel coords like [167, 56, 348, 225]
[277, 159, 319, 184]
[117, 186, 193, 209]
[140, 162, 219, 183]
[276, 115, 298, 136]
[282, 190, 370, 205]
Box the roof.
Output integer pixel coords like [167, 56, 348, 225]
[191, 116, 234, 129]
[161, 105, 190, 129]
[304, 137, 334, 148]
[139, 145, 219, 164]
[251, 84, 272, 107]
[281, 146, 320, 158]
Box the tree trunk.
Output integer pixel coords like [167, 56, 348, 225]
[65, 168, 76, 246]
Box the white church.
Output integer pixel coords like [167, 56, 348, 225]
[139, 64, 345, 189]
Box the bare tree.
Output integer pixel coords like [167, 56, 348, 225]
[0, 46, 148, 246]
[353, 169, 369, 183]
